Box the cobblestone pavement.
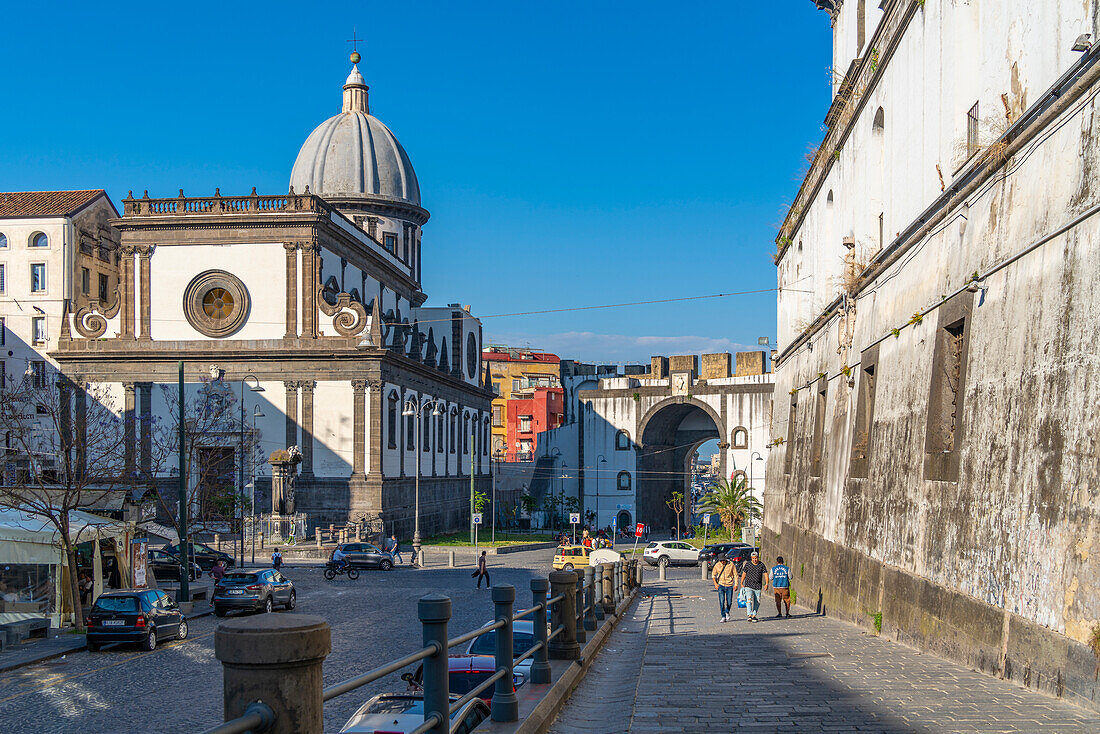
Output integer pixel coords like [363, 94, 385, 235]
[549, 567, 1100, 734]
[0, 549, 555, 732]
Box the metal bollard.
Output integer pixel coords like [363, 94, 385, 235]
[448, 550, 455, 568]
[600, 563, 615, 614]
[592, 565, 606, 620]
[419, 594, 452, 734]
[548, 570, 580, 660]
[529, 578, 551, 683]
[582, 566, 597, 631]
[491, 585, 518, 721]
[574, 572, 587, 644]
[215, 614, 331, 734]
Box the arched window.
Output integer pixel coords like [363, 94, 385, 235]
[387, 392, 399, 449]
[422, 409, 431, 450]
[406, 402, 415, 447]
[731, 469, 747, 486]
[0, 232, 7, 248]
[437, 409, 445, 452]
[449, 408, 457, 453]
[873, 106, 885, 134]
[616, 471, 631, 491]
[731, 427, 748, 449]
[615, 430, 631, 451]
[29, 232, 48, 248]
[483, 418, 490, 455]
[463, 414, 469, 454]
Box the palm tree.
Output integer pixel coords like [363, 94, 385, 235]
[697, 476, 761, 540]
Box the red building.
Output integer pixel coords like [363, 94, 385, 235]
[505, 387, 564, 461]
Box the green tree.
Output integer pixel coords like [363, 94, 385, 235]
[473, 489, 489, 513]
[696, 476, 761, 539]
[665, 490, 685, 538]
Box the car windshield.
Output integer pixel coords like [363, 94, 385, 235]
[450, 671, 494, 695]
[222, 573, 258, 583]
[94, 596, 139, 613]
[365, 697, 423, 714]
[468, 631, 536, 658]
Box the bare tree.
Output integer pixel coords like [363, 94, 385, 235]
[0, 369, 154, 630]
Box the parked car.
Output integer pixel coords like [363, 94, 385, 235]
[161, 542, 235, 572]
[213, 569, 296, 616]
[335, 542, 395, 570]
[86, 589, 188, 652]
[699, 542, 752, 570]
[464, 619, 538, 677]
[403, 655, 527, 704]
[642, 540, 701, 567]
[340, 693, 490, 734]
[723, 546, 762, 571]
[552, 544, 592, 570]
[147, 548, 202, 582]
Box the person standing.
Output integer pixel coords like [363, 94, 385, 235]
[387, 534, 403, 565]
[739, 551, 769, 623]
[271, 548, 283, 571]
[210, 558, 227, 583]
[771, 556, 792, 618]
[712, 555, 738, 622]
[473, 550, 491, 589]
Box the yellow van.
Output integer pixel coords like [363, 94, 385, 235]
[552, 545, 592, 571]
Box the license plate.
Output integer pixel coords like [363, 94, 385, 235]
[229, 589, 244, 595]
[103, 620, 125, 626]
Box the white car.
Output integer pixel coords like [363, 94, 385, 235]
[642, 541, 700, 567]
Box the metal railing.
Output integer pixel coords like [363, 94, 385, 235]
[199, 561, 639, 734]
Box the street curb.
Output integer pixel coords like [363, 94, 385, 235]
[0, 607, 215, 675]
[512, 587, 640, 734]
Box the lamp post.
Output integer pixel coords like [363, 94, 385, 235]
[546, 447, 561, 531]
[560, 461, 568, 531]
[249, 405, 264, 565]
[491, 450, 504, 543]
[403, 397, 443, 567]
[750, 450, 764, 523]
[594, 454, 606, 532]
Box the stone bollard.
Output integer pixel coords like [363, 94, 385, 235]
[592, 565, 606, 620]
[701, 561, 709, 580]
[599, 563, 615, 615]
[582, 566, 597, 631]
[491, 585, 518, 722]
[419, 594, 452, 734]
[448, 550, 455, 568]
[613, 562, 622, 606]
[659, 560, 666, 581]
[529, 578, 552, 683]
[636, 560, 643, 586]
[315, 528, 322, 550]
[548, 570, 579, 660]
[574, 572, 587, 644]
[215, 614, 331, 734]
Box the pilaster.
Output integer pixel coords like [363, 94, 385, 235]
[74, 380, 87, 480]
[139, 382, 152, 477]
[300, 380, 315, 477]
[284, 381, 299, 450]
[302, 242, 320, 338]
[368, 381, 384, 481]
[123, 381, 136, 477]
[136, 245, 155, 340]
[120, 246, 136, 338]
[283, 242, 299, 339]
[351, 380, 367, 478]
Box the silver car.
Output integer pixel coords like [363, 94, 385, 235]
[339, 693, 489, 734]
[642, 541, 700, 567]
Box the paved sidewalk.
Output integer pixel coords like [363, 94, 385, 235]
[548, 569, 1100, 733]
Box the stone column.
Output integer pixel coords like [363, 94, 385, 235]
[368, 382, 383, 480]
[136, 245, 154, 340]
[119, 245, 136, 338]
[284, 381, 299, 450]
[283, 242, 298, 339]
[123, 382, 136, 478]
[351, 380, 367, 479]
[300, 381, 315, 478]
[301, 243, 320, 339]
[74, 379, 87, 481]
[139, 383, 152, 478]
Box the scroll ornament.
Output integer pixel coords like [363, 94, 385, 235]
[317, 288, 369, 337]
[73, 288, 122, 338]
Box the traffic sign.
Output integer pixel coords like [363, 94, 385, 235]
[472, 513, 483, 525]
[635, 523, 644, 538]
[610, 517, 617, 529]
[569, 512, 580, 525]
[703, 513, 711, 524]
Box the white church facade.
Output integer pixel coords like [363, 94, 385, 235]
[50, 59, 494, 535]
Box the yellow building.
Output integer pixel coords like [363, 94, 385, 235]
[481, 346, 561, 460]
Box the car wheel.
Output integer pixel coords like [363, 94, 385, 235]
[564, 563, 574, 571]
[379, 559, 393, 571]
[658, 556, 670, 568]
[285, 591, 296, 610]
[323, 568, 336, 581]
[264, 597, 273, 614]
[214, 607, 227, 617]
[176, 620, 189, 640]
[142, 629, 157, 651]
[86, 641, 101, 652]
[347, 568, 360, 580]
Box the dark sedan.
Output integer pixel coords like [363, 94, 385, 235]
[335, 542, 395, 570]
[147, 548, 202, 582]
[723, 546, 762, 570]
[87, 589, 188, 652]
[162, 542, 235, 572]
[700, 542, 752, 570]
[213, 569, 296, 616]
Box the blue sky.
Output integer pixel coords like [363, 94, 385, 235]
[1, 1, 831, 363]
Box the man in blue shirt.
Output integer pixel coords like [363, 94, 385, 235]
[771, 556, 792, 618]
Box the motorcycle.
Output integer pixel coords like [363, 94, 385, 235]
[323, 560, 359, 581]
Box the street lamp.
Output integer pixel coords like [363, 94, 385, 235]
[560, 461, 568, 531]
[403, 397, 443, 567]
[749, 451, 764, 521]
[594, 454, 607, 531]
[249, 405, 265, 565]
[238, 375, 264, 568]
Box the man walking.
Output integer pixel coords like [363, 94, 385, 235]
[739, 551, 769, 623]
[771, 555, 792, 618]
[473, 550, 491, 589]
[712, 554, 738, 622]
[387, 534, 403, 565]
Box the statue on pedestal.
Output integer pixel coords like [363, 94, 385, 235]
[270, 446, 303, 516]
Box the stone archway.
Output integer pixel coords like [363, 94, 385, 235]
[616, 509, 632, 532]
[636, 397, 722, 534]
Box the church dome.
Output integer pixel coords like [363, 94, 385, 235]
[290, 64, 421, 206]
